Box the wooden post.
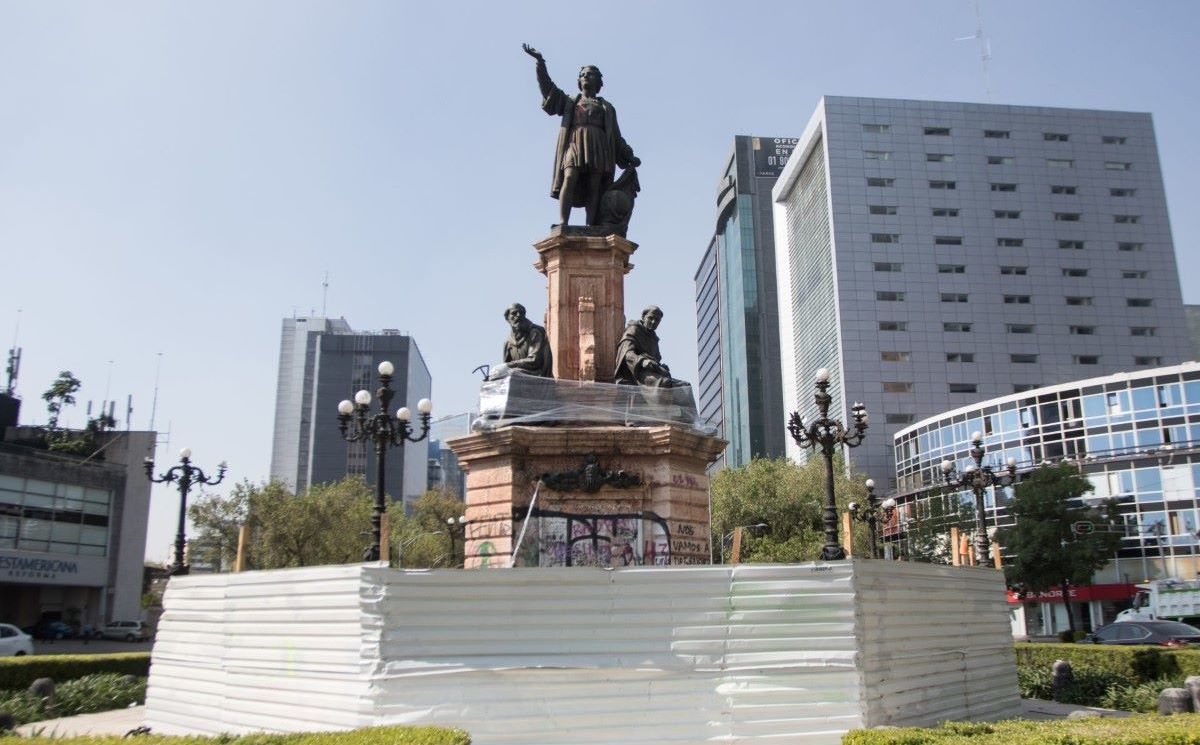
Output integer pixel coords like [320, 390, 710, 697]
[380, 510, 391, 565]
[962, 534, 975, 566]
[950, 527, 961, 566]
[730, 526, 744, 564]
[234, 524, 248, 572]
[841, 512, 853, 557]
[992, 541, 1003, 570]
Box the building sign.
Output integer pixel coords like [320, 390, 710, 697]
[1007, 583, 1135, 604]
[0, 551, 106, 586]
[753, 137, 799, 178]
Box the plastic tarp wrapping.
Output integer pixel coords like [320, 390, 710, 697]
[475, 375, 711, 433]
[145, 561, 1019, 743]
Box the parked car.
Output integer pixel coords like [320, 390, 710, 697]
[23, 619, 76, 640]
[1082, 620, 1200, 647]
[0, 624, 34, 656]
[100, 620, 150, 642]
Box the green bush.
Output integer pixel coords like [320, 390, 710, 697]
[842, 714, 1200, 744]
[0, 725, 471, 745]
[0, 653, 150, 691]
[1015, 642, 1200, 683]
[0, 673, 146, 727]
[1100, 677, 1190, 713]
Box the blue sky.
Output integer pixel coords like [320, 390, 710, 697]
[2, 1, 1197, 561]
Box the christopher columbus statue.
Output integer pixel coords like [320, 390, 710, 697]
[524, 43, 640, 228]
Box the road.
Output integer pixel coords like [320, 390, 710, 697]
[30, 638, 153, 656]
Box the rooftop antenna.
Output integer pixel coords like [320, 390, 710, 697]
[126, 394, 133, 431]
[955, 0, 992, 101]
[148, 352, 163, 433]
[321, 271, 330, 318]
[5, 309, 21, 395]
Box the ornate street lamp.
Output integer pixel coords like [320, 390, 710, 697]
[144, 448, 227, 576]
[848, 479, 884, 558]
[941, 432, 1018, 566]
[446, 515, 467, 567]
[337, 361, 432, 562]
[787, 368, 868, 560]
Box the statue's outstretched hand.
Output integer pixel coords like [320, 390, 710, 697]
[522, 44, 544, 63]
[630, 156, 642, 168]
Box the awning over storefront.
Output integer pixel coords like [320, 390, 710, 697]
[1006, 583, 1136, 605]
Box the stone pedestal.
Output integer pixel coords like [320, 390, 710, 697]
[448, 424, 723, 569]
[534, 230, 636, 383]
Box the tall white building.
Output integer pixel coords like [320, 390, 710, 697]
[773, 96, 1192, 485]
[269, 317, 431, 509]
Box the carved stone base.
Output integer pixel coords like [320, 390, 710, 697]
[448, 424, 724, 569]
[534, 232, 636, 383]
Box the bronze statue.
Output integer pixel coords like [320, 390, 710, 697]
[614, 306, 684, 388]
[489, 303, 553, 380]
[523, 44, 640, 229]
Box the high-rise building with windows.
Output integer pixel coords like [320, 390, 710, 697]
[694, 135, 797, 468]
[269, 317, 431, 509]
[773, 97, 1192, 486]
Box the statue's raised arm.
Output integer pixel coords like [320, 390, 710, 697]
[522, 43, 639, 231]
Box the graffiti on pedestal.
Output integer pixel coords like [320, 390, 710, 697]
[512, 506, 671, 567]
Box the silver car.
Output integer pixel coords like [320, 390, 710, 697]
[100, 620, 150, 642]
[0, 623, 34, 656]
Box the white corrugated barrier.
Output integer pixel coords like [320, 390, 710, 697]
[145, 561, 1020, 743]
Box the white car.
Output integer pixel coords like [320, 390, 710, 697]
[0, 623, 34, 656]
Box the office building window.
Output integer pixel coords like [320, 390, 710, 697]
[881, 351, 911, 362]
[924, 126, 951, 136]
[1047, 158, 1075, 168]
[1118, 242, 1144, 252]
[932, 207, 960, 217]
[1003, 295, 1032, 304]
[1044, 132, 1070, 142]
[1110, 188, 1137, 197]
[869, 205, 898, 215]
[1011, 354, 1039, 364]
[994, 210, 1021, 219]
[946, 353, 975, 363]
[929, 180, 957, 189]
[997, 238, 1024, 247]
[1127, 298, 1153, 307]
[1054, 212, 1081, 221]
[1007, 324, 1035, 334]
[987, 155, 1015, 165]
[864, 150, 892, 160]
[941, 293, 969, 303]
[1122, 270, 1148, 279]
[984, 129, 1010, 139]
[867, 177, 895, 187]
[1070, 325, 1096, 335]
[883, 382, 914, 393]
[876, 291, 905, 302]
[862, 123, 890, 133]
[879, 321, 908, 331]
[1130, 327, 1157, 337]
[1134, 356, 1162, 366]
[1051, 185, 1077, 195]
[886, 413, 915, 424]
[1065, 296, 1093, 306]
[1059, 240, 1085, 249]
[1074, 355, 1100, 365]
[934, 235, 963, 245]
[927, 153, 954, 162]
[871, 233, 901, 243]
[949, 383, 978, 393]
[1114, 214, 1141, 224]
[937, 264, 966, 274]
[1102, 135, 1127, 145]
[944, 322, 972, 332]
[1000, 266, 1027, 275]
[1062, 268, 1088, 277]
[873, 262, 903, 272]
[1105, 161, 1133, 170]
[991, 183, 1017, 192]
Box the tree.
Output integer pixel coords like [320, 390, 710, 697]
[188, 480, 253, 572]
[709, 456, 872, 563]
[902, 492, 975, 564]
[42, 371, 81, 432]
[390, 489, 467, 568]
[996, 463, 1122, 634]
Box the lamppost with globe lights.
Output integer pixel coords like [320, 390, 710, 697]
[336, 360, 432, 562]
[787, 368, 868, 560]
[848, 479, 880, 558]
[940, 432, 1018, 566]
[446, 514, 467, 567]
[144, 448, 227, 576]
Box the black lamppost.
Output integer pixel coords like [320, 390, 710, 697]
[446, 515, 466, 567]
[787, 368, 868, 560]
[337, 360, 432, 562]
[848, 479, 881, 558]
[940, 432, 1017, 566]
[144, 448, 227, 576]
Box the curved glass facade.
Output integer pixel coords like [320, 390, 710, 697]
[893, 362, 1200, 583]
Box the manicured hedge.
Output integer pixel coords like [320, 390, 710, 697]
[0, 726, 470, 745]
[0, 653, 150, 691]
[842, 714, 1200, 744]
[1015, 642, 1200, 682]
